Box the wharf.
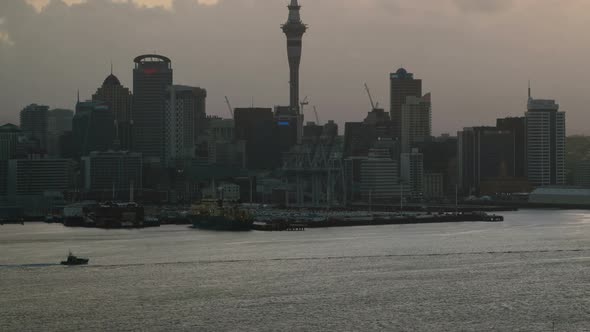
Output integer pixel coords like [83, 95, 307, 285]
[252, 212, 503, 231]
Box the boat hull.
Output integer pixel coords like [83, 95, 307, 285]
[60, 258, 89, 266]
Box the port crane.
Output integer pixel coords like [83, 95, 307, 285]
[224, 96, 234, 119]
[300, 96, 309, 114]
[313, 106, 320, 125]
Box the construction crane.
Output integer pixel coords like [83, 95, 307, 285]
[364, 83, 379, 110]
[224, 96, 234, 118]
[300, 96, 309, 114]
[313, 106, 320, 125]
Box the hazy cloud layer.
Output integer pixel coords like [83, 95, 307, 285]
[1, 0, 590, 135]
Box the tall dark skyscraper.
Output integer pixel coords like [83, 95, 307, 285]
[390, 68, 422, 140]
[526, 93, 565, 187]
[72, 100, 115, 156]
[93, 71, 133, 150]
[457, 126, 515, 195]
[282, 0, 307, 112]
[132, 54, 173, 163]
[496, 117, 526, 178]
[20, 104, 49, 151]
[234, 108, 279, 170]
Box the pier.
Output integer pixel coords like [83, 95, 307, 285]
[251, 211, 503, 231]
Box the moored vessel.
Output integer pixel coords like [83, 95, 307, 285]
[189, 199, 254, 231]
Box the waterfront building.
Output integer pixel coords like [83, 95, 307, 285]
[7, 158, 72, 196]
[360, 147, 399, 201]
[132, 54, 173, 164]
[164, 85, 207, 167]
[0, 124, 23, 160]
[574, 160, 590, 188]
[415, 136, 458, 195]
[234, 107, 279, 170]
[0, 161, 7, 197]
[219, 182, 241, 201]
[92, 72, 133, 150]
[496, 117, 526, 178]
[526, 95, 565, 187]
[458, 127, 515, 195]
[20, 104, 49, 151]
[401, 93, 432, 152]
[72, 100, 115, 156]
[81, 151, 142, 200]
[423, 173, 444, 199]
[401, 149, 424, 196]
[529, 187, 590, 205]
[390, 68, 422, 139]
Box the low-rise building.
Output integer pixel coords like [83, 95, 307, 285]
[81, 151, 142, 200]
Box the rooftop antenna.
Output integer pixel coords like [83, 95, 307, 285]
[77, 89, 80, 103]
[528, 80, 531, 100]
[110, 60, 113, 75]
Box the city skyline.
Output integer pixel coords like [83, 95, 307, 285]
[1, 0, 590, 135]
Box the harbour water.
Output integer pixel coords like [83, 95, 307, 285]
[1, 209, 589, 331]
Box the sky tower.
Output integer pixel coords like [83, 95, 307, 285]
[282, 0, 307, 112]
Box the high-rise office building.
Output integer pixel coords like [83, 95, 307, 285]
[401, 148, 424, 196]
[415, 135, 458, 195]
[274, 106, 303, 151]
[458, 127, 515, 195]
[282, 0, 307, 112]
[526, 94, 565, 187]
[344, 109, 397, 158]
[0, 124, 23, 160]
[132, 54, 173, 163]
[203, 118, 245, 168]
[390, 68, 422, 139]
[360, 147, 400, 201]
[92, 72, 133, 150]
[497, 117, 526, 178]
[401, 93, 432, 152]
[20, 104, 49, 151]
[234, 108, 279, 170]
[303, 122, 323, 139]
[47, 109, 73, 157]
[72, 100, 115, 156]
[163, 85, 207, 166]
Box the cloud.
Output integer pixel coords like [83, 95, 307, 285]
[0, 16, 14, 46]
[454, 0, 513, 13]
[23, 0, 219, 12]
[0, 31, 15, 46]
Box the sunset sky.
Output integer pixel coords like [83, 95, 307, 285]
[1, 0, 590, 135]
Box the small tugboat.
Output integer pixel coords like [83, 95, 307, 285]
[60, 252, 89, 266]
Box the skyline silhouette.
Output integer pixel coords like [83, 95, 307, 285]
[1, 0, 589, 135]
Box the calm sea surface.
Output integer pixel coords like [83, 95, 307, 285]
[1, 209, 589, 331]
